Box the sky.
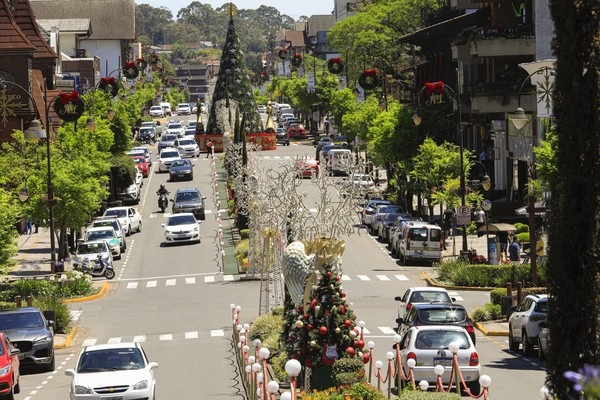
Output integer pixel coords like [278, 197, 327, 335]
[136, 0, 334, 20]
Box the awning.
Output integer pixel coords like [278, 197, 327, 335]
[478, 223, 517, 233]
[515, 201, 548, 217]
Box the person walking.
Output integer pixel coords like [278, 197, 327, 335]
[474, 206, 486, 236]
[324, 119, 330, 136]
[497, 230, 509, 262]
[25, 219, 32, 235]
[205, 139, 213, 158]
[508, 236, 521, 263]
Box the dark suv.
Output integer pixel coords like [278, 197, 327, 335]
[0, 308, 55, 371]
[276, 128, 290, 146]
[172, 188, 206, 220]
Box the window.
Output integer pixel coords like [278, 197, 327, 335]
[430, 229, 441, 242]
[411, 228, 429, 241]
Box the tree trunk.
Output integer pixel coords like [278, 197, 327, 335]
[547, 0, 600, 397]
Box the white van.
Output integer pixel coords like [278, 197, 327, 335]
[159, 102, 172, 116]
[327, 148, 352, 175]
[397, 222, 443, 265]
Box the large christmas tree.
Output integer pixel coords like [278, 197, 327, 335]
[205, 5, 263, 135]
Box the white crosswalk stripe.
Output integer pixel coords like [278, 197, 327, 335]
[185, 277, 196, 284]
[166, 279, 176, 286]
[378, 327, 396, 335]
[133, 335, 146, 343]
[376, 275, 390, 281]
[185, 331, 198, 339]
[395, 275, 409, 281]
[82, 338, 97, 347]
[204, 276, 215, 283]
[70, 310, 82, 321]
[342, 275, 351, 281]
[211, 330, 224, 337]
[147, 281, 157, 288]
[223, 275, 234, 281]
[127, 282, 138, 289]
[357, 275, 370, 281]
[107, 337, 122, 344]
[159, 334, 173, 341]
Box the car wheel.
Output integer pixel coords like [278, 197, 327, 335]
[46, 354, 56, 371]
[466, 379, 481, 396]
[508, 326, 519, 351]
[137, 221, 143, 232]
[522, 330, 534, 355]
[200, 213, 206, 221]
[126, 225, 131, 236]
[13, 375, 19, 394]
[538, 338, 546, 361]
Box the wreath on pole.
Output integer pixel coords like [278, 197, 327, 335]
[327, 57, 344, 75]
[358, 69, 380, 90]
[136, 57, 147, 71]
[123, 62, 139, 80]
[98, 77, 119, 98]
[149, 53, 159, 65]
[291, 53, 302, 67]
[54, 91, 85, 122]
[278, 48, 288, 60]
[260, 71, 269, 82]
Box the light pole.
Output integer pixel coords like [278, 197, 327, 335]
[412, 112, 422, 214]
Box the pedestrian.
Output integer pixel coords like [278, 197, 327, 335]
[497, 230, 509, 262]
[474, 206, 486, 235]
[508, 236, 521, 263]
[443, 208, 455, 245]
[324, 119, 330, 135]
[25, 219, 32, 235]
[205, 139, 213, 158]
[34, 220, 39, 234]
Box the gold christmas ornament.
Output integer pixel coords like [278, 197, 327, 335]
[295, 320, 304, 328]
[335, 327, 341, 334]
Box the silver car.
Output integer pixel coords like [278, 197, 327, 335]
[92, 217, 126, 252]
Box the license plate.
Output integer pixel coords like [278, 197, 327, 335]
[177, 173, 185, 176]
[433, 358, 452, 366]
[104, 397, 123, 400]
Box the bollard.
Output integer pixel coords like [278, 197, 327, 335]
[16, 296, 21, 308]
[517, 282, 523, 306]
[26, 295, 33, 307]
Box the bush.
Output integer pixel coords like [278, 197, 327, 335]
[235, 239, 249, 261]
[436, 260, 541, 287]
[471, 307, 489, 322]
[517, 232, 530, 244]
[485, 303, 502, 319]
[248, 307, 283, 360]
[514, 223, 529, 233]
[33, 293, 72, 333]
[489, 288, 549, 305]
[398, 390, 461, 399]
[332, 358, 366, 386]
[239, 229, 250, 239]
[271, 352, 288, 382]
[299, 382, 385, 400]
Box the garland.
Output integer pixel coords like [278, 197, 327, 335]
[53, 91, 85, 122]
[358, 69, 380, 90]
[98, 77, 119, 98]
[149, 54, 159, 65]
[123, 62, 139, 80]
[327, 58, 344, 75]
[291, 54, 302, 67]
[278, 48, 288, 60]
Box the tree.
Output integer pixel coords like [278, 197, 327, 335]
[163, 25, 203, 45]
[546, 0, 600, 397]
[135, 4, 173, 45]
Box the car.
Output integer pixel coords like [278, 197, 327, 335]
[343, 173, 376, 197]
[137, 127, 155, 143]
[162, 213, 201, 245]
[377, 212, 405, 243]
[184, 127, 197, 137]
[191, 103, 198, 114]
[84, 227, 122, 258]
[116, 181, 140, 204]
[288, 123, 306, 138]
[92, 218, 126, 252]
[140, 121, 162, 137]
[176, 103, 191, 115]
[0, 308, 55, 372]
[370, 205, 404, 235]
[131, 146, 151, 163]
[158, 134, 178, 152]
[390, 217, 424, 255]
[0, 332, 20, 398]
[395, 287, 455, 321]
[171, 188, 206, 220]
[396, 303, 477, 345]
[65, 342, 158, 400]
[169, 159, 193, 181]
[174, 138, 200, 157]
[257, 104, 267, 113]
[318, 144, 342, 163]
[74, 240, 114, 268]
[201, 102, 207, 113]
[148, 105, 164, 117]
[315, 137, 332, 157]
[102, 206, 142, 236]
[296, 157, 319, 178]
[187, 121, 197, 129]
[396, 222, 443, 265]
[166, 122, 185, 137]
[537, 321, 550, 361]
[276, 128, 290, 146]
[158, 148, 181, 172]
[397, 326, 481, 394]
[130, 156, 148, 177]
[361, 199, 392, 226]
[126, 149, 146, 163]
[159, 102, 172, 116]
[508, 294, 549, 355]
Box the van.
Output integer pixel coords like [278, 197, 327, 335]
[327, 148, 352, 175]
[397, 222, 443, 265]
[159, 102, 172, 116]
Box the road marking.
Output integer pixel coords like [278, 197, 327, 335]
[127, 282, 138, 289]
[378, 327, 396, 335]
[147, 280, 157, 288]
[211, 329, 225, 337]
[205, 210, 213, 214]
[357, 275, 370, 281]
[82, 338, 97, 347]
[185, 277, 196, 284]
[166, 279, 176, 286]
[204, 276, 215, 283]
[107, 337, 122, 344]
[376, 275, 390, 281]
[185, 331, 198, 339]
[70, 310, 82, 321]
[342, 275, 351, 281]
[223, 275, 234, 281]
[133, 335, 146, 343]
[395, 275, 409, 281]
[362, 328, 371, 334]
[159, 334, 173, 341]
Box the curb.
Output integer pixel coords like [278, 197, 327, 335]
[475, 322, 508, 337]
[55, 326, 77, 349]
[64, 281, 110, 304]
[420, 272, 497, 292]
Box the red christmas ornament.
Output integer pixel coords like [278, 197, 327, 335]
[363, 353, 370, 364]
[319, 326, 328, 336]
[303, 314, 309, 320]
[335, 277, 340, 282]
[297, 306, 303, 313]
[341, 291, 346, 298]
[310, 299, 318, 309]
[357, 340, 365, 349]
[326, 271, 331, 277]
[307, 324, 313, 331]
[346, 347, 356, 357]
[339, 305, 346, 314]
[344, 319, 352, 329]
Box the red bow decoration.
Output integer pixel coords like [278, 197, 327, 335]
[363, 69, 377, 77]
[124, 61, 136, 69]
[330, 57, 342, 64]
[136, 57, 145, 63]
[293, 54, 302, 59]
[59, 91, 79, 105]
[101, 77, 116, 85]
[424, 81, 445, 94]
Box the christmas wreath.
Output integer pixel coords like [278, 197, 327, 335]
[278, 48, 288, 60]
[291, 54, 302, 67]
[260, 71, 269, 82]
[98, 77, 119, 98]
[149, 54, 159, 65]
[136, 57, 147, 71]
[54, 91, 85, 122]
[123, 62, 139, 80]
[327, 57, 344, 75]
[358, 69, 380, 90]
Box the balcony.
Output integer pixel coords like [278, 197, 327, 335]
[471, 37, 535, 57]
[468, 90, 536, 114]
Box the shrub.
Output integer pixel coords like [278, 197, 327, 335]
[398, 390, 461, 399]
[248, 309, 283, 342]
[435, 261, 540, 287]
[517, 232, 530, 244]
[471, 307, 489, 322]
[484, 303, 502, 319]
[33, 293, 71, 333]
[332, 358, 366, 386]
[514, 223, 529, 233]
[235, 239, 249, 261]
[490, 288, 506, 305]
[228, 199, 236, 214]
[299, 382, 385, 400]
[271, 352, 288, 382]
[240, 229, 250, 239]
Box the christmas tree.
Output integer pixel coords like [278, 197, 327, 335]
[205, 4, 263, 135]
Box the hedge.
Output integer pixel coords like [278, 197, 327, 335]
[436, 261, 541, 287]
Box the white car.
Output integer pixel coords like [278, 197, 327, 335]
[116, 182, 140, 204]
[166, 122, 184, 137]
[162, 213, 200, 245]
[65, 342, 158, 400]
[257, 105, 267, 113]
[398, 326, 481, 394]
[174, 138, 200, 157]
[158, 148, 181, 172]
[176, 103, 191, 115]
[83, 227, 121, 258]
[394, 287, 455, 321]
[102, 206, 142, 236]
[508, 294, 548, 355]
[148, 105, 164, 117]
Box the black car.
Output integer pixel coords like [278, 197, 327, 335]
[377, 212, 406, 243]
[396, 303, 476, 345]
[172, 188, 206, 220]
[276, 128, 289, 146]
[169, 159, 193, 181]
[0, 308, 55, 371]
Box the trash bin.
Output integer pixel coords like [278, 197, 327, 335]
[501, 296, 513, 319]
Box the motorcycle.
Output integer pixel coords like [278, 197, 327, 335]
[158, 192, 169, 212]
[73, 256, 115, 279]
[139, 132, 154, 145]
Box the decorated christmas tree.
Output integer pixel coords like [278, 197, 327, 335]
[205, 5, 263, 135]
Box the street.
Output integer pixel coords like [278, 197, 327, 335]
[16, 129, 545, 399]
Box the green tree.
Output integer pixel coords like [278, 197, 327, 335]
[163, 25, 203, 46]
[0, 188, 20, 272]
[135, 4, 173, 45]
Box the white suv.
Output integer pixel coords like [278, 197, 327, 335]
[508, 294, 548, 355]
[177, 103, 191, 115]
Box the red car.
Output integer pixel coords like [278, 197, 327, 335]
[288, 123, 307, 139]
[296, 157, 319, 178]
[131, 156, 149, 177]
[0, 332, 20, 398]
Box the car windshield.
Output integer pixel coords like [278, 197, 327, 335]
[417, 307, 467, 324]
[175, 191, 200, 202]
[87, 230, 113, 241]
[171, 160, 191, 168]
[161, 151, 179, 158]
[385, 213, 402, 222]
[93, 220, 119, 231]
[167, 215, 197, 226]
[534, 300, 548, 313]
[162, 135, 177, 142]
[77, 348, 144, 373]
[415, 331, 469, 350]
[133, 157, 145, 165]
[77, 242, 106, 253]
[140, 128, 152, 133]
[367, 200, 391, 208]
[104, 209, 126, 218]
[150, 107, 161, 111]
[378, 206, 403, 214]
[0, 312, 44, 330]
[410, 291, 452, 303]
[179, 139, 195, 146]
[168, 123, 182, 129]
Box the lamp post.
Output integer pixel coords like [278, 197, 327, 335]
[412, 112, 422, 214]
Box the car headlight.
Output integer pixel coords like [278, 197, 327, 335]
[0, 365, 11, 376]
[193, 226, 199, 232]
[35, 335, 52, 344]
[133, 380, 148, 390]
[74, 385, 93, 394]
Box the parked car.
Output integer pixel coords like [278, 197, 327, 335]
[130, 146, 151, 163]
[396, 303, 476, 345]
[158, 148, 182, 172]
[276, 127, 290, 146]
[92, 218, 126, 252]
[158, 134, 178, 152]
[369, 205, 404, 235]
[84, 226, 122, 258]
[191, 103, 198, 114]
[141, 120, 162, 137]
[65, 342, 158, 400]
[296, 157, 319, 178]
[116, 181, 140, 205]
[508, 294, 549, 355]
[130, 155, 148, 178]
[343, 173, 376, 197]
[318, 144, 341, 164]
[390, 217, 423, 255]
[537, 321, 550, 361]
[102, 206, 142, 236]
[397, 326, 481, 394]
[377, 212, 405, 243]
[396, 222, 443, 265]
[171, 188, 206, 220]
[148, 105, 164, 117]
[361, 199, 392, 226]
[137, 127, 156, 143]
[159, 102, 172, 116]
[176, 103, 191, 115]
[169, 159, 193, 182]
[288, 123, 306, 138]
[0, 308, 55, 371]
[162, 213, 201, 245]
[394, 287, 455, 321]
[74, 240, 113, 269]
[174, 138, 200, 157]
[0, 332, 20, 398]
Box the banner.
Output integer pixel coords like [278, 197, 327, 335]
[307, 71, 315, 93]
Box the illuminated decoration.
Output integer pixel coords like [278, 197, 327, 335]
[418, 81, 453, 110]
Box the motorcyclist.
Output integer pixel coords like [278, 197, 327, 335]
[156, 184, 170, 197]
